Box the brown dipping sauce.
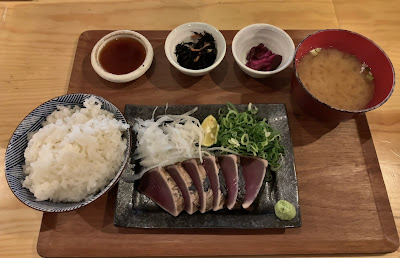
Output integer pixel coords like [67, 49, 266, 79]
[99, 37, 146, 75]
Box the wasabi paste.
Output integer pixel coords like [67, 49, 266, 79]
[274, 200, 296, 220]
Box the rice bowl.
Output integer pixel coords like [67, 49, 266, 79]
[23, 97, 129, 202]
[5, 94, 131, 212]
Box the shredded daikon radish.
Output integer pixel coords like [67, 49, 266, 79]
[132, 108, 204, 180]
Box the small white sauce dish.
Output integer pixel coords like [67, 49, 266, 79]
[232, 24, 295, 78]
[91, 30, 154, 83]
[165, 22, 226, 77]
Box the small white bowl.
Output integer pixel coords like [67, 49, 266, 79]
[91, 30, 153, 83]
[232, 24, 295, 78]
[165, 22, 226, 77]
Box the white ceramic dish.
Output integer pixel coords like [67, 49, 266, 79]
[232, 24, 295, 78]
[165, 22, 226, 77]
[91, 30, 153, 83]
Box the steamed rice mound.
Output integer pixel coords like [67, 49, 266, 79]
[22, 97, 129, 202]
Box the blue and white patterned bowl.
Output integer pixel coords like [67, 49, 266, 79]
[5, 94, 131, 212]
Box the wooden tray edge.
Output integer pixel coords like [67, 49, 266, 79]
[357, 115, 399, 251]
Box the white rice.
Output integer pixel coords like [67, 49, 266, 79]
[22, 97, 129, 202]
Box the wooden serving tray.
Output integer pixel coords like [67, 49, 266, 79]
[37, 30, 399, 257]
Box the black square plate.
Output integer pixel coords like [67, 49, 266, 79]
[114, 104, 301, 229]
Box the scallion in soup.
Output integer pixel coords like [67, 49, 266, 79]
[297, 48, 375, 111]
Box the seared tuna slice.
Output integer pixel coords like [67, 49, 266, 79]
[165, 163, 199, 214]
[234, 157, 246, 209]
[218, 165, 228, 204]
[182, 159, 213, 213]
[217, 155, 238, 210]
[138, 167, 184, 216]
[202, 156, 225, 211]
[240, 156, 268, 209]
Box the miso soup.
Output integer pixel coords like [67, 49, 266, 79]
[297, 48, 375, 111]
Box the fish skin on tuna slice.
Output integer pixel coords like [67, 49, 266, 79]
[202, 156, 225, 211]
[233, 156, 246, 209]
[181, 159, 213, 213]
[217, 155, 239, 210]
[165, 163, 200, 215]
[240, 156, 268, 209]
[138, 167, 184, 217]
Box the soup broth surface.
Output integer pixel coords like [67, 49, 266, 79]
[297, 48, 374, 111]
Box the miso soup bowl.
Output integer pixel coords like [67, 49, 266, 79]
[291, 29, 395, 121]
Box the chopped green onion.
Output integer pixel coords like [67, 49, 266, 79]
[265, 170, 273, 182]
[310, 48, 322, 56]
[216, 103, 284, 171]
[366, 74, 374, 81]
